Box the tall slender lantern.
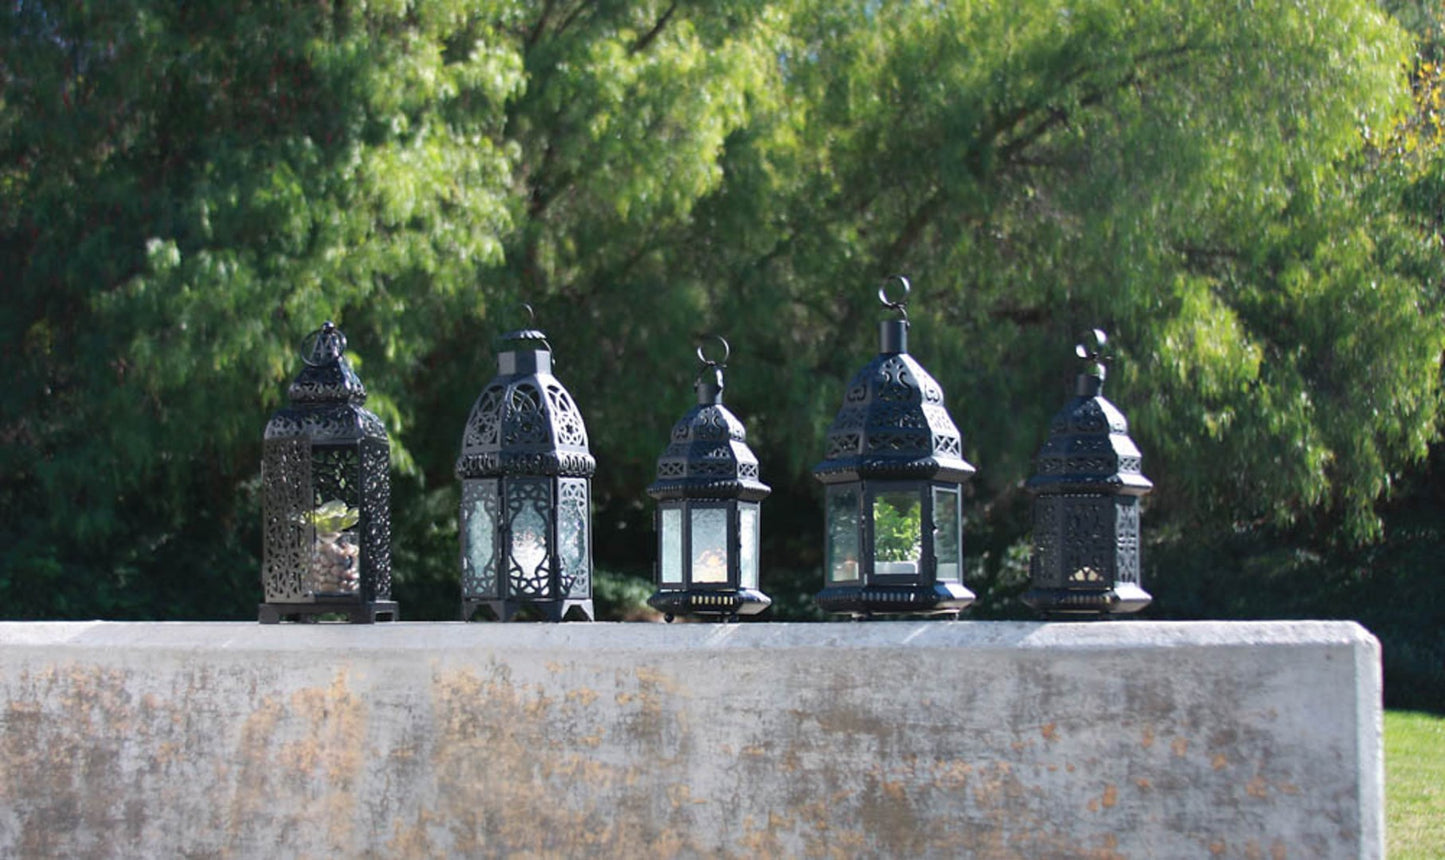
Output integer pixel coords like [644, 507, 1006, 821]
[260, 322, 398, 623]
[1023, 329, 1153, 618]
[457, 308, 595, 622]
[647, 337, 771, 622]
[812, 278, 976, 618]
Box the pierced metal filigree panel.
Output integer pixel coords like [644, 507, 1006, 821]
[546, 384, 588, 448]
[361, 437, 392, 601]
[262, 438, 314, 602]
[1115, 498, 1141, 584]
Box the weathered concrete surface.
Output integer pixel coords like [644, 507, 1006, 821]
[0, 621, 1380, 859]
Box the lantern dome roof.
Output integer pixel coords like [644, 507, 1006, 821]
[456, 323, 595, 480]
[1026, 330, 1152, 496]
[265, 322, 387, 444]
[648, 340, 770, 502]
[813, 280, 974, 485]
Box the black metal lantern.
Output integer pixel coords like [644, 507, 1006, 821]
[1023, 329, 1153, 618]
[457, 308, 595, 622]
[812, 277, 976, 618]
[260, 322, 397, 623]
[646, 337, 771, 622]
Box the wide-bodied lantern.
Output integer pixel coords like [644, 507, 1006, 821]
[260, 321, 398, 623]
[647, 338, 770, 622]
[812, 278, 976, 617]
[457, 310, 595, 621]
[1023, 329, 1152, 617]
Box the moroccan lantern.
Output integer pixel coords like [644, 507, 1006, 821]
[260, 321, 398, 623]
[1023, 329, 1153, 617]
[647, 337, 771, 622]
[457, 308, 595, 621]
[812, 277, 976, 618]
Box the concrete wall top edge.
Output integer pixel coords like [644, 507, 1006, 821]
[0, 618, 1378, 656]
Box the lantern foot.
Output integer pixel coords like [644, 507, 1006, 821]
[1021, 583, 1152, 619]
[258, 600, 399, 624]
[463, 598, 595, 622]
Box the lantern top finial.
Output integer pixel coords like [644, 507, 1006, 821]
[287, 321, 367, 405]
[500, 303, 552, 352]
[1075, 328, 1108, 396]
[695, 335, 730, 405]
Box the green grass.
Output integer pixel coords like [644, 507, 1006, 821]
[1387, 710, 1445, 859]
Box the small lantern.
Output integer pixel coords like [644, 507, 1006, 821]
[647, 337, 771, 622]
[260, 322, 398, 623]
[812, 277, 976, 618]
[457, 307, 595, 622]
[1023, 329, 1153, 618]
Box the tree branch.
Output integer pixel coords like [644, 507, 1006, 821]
[631, 2, 679, 54]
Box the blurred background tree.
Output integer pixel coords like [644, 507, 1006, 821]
[2, 0, 1441, 704]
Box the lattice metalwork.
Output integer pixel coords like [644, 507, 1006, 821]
[458, 316, 594, 621]
[812, 279, 975, 618]
[1024, 329, 1152, 617]
[647, 337, 772, 621]
[260, 322, 397, 623]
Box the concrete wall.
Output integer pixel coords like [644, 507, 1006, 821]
[0, 621, 1380, 859]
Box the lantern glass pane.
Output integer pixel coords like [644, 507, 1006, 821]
[826, 488, 860, 583]
[933, 485, 961, 583]
[557, 478, 590, 598]
[310, 446, 362, 597]
[739, 504, 760, 590]
[873, 490, 922, 575]
[660, 507, 684, 585]
[690, 507, 729, 583]
[461, 479, 501, 598]
[506, 479, 553, 597]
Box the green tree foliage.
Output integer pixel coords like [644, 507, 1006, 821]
[1, 0, 1440, 621]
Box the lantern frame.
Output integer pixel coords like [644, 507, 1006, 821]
[457, 309, 595, 622]
[1023, 330, 1153, 618]
[647, 338, 771, 622]
[260, 322, 398, 623]
[812, 278, 976, 618]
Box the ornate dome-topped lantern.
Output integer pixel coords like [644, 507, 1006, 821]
[457, 307, 595, 622]
[647, 337, 771, 622]
[812, 277, 976, 618]
[260, 322, 397, 623]
[1023, 329, 1153, 618]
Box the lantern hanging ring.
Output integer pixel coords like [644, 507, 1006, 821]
[696, 335, 730, 370]
[301, 321, 347, 367]
[878, 275, 911, 322]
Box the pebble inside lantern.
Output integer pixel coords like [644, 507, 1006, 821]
[260, 322, 397, 623]
[1023, 329, 1153, 618]
[812, 278, 976, 618]
[647, 337, 771, 622]
[457, 309, 595, 622]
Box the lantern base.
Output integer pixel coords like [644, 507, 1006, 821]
[258, 600, 399, 624]
[463, 598, 594, 622]
[1021, 582, 1152, 618]
[647, 587, 771, 622]
[814, 582, 974, 618]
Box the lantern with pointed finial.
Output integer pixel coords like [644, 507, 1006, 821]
[647, 337, 771, 622]
[812, 277, 976, 618]
[457, 306, 595, 621]
[1023, 329, 1153, 618]
[260, 321, 398, 623]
